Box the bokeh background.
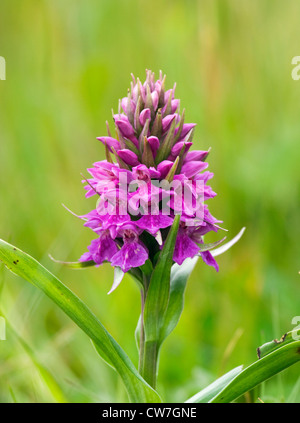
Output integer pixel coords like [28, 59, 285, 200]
[0, 0, 299, 403]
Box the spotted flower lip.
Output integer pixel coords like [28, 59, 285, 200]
[79, 70, 223, 281]
[110, 227, 149, 273]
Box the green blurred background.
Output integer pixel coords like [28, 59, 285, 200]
[0, 0, 299, 403]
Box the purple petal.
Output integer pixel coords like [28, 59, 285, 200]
[139, 108, 151, 126]
[80, 233, 118, 265]
[147, 136, 160, 158]
[83, 210, 103, 232]
[175, 123, 196, 140]
[97, 137, 120, 152]
[117, 149, 140, 166]
[171, 99, 180, 113]
[181, 161, 208, 178]
[200, 250, 219, 272]
[79, 252, 93, 262]
[173, 233, 200, 265]
[114, 116, 136, 139]
[121, 97, 135, 116]
[157, 160, 173, 179]
[163, 89, 174, 104]
[194, 171, 214, 183]
[111, 241, 148, 273]
[101, 214, 132, 238]
[151, 91, 159, 110]
[148, 167, 161, 179]
[137, 214, 174, 235]
[162, 114, 177, 132]
[170, 141, 193, 157]
[132, 164, 151, 182]
[184, 150, 209, 162]
[83, 178, 98, 198]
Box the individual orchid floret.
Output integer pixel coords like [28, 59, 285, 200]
[80, 230, 119, 265]
[110, 225, 148, 273]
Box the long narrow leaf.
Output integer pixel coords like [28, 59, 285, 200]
[0, 239, 161, 403]
[185, 366, 243, 403]
[210, 340, 300, 403]
[257, 330, 298, 359]
[159, 256, 198, 343]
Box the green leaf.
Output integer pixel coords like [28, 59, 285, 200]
[49, 255, 96, 269]
[210, 227, 246, 257]
[257, 330, 298, 359]
[185, 366, 243, 403]
[139, 259, 154, 279]
[198, 237, 226, 252]
[108, 267, 125, 294]
[143, 215, 180, 342]
[135, 315, 142, 350]
[0, 239, 161, 403]
[159, 256, 198, 343]
[210, 339, 300, 403]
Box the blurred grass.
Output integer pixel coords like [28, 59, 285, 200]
[0, 0, 299, 403]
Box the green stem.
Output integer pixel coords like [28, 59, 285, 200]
[141, 340, 159, 389]
[138, 279, 159, 389]
[138, 289, 145, 373]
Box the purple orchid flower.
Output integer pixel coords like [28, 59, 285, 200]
[79, 70, 223, 289]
